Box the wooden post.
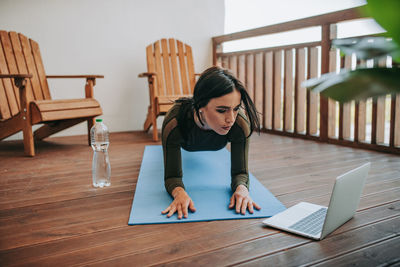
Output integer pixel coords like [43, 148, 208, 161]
[354, 101, 359, 142]
[306, 48, 311, 136]
[389, 94, 396, 147]
[212, 40, 222, 66]
[319, 24, 331, 142]
[371, 97, 378, 144]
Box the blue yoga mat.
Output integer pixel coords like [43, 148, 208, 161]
[128, 145, 286, 225]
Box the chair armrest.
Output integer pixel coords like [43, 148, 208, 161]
[0, 74, 32, 79]
[47, 75, 103, 96]
[46, 75, 104, 79]
[138, 72, 156, 78]
[0, 74, 32, 91]
[0, 74, 31, 116]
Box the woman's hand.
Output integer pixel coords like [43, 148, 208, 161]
[229, 184, 261, 215]
[162, 187, 196, 219]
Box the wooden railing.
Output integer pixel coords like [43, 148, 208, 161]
[212, 7, 400, 154]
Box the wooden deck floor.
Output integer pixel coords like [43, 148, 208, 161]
[0, 131, 399, 266]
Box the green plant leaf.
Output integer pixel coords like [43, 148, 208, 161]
[303, 67, 400, 102]
[302, 71, 344, 90]
[333, 37, 398, 60]
[362, 0, 400, 60]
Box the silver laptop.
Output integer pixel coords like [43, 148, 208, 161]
[262, 162, 370, 240]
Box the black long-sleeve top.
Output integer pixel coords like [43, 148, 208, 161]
[161, 102, 250, 195]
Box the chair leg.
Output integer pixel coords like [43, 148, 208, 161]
[143, 106, 153, 132]
[22, 118, 35, 157]
[14, 77, 35, 156]
[87, 118, 95, 146]
[152, 111, 158, 142]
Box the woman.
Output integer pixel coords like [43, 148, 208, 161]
[161, 66, 261, 219]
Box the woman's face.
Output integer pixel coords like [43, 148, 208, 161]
[199, 89, 242, 135]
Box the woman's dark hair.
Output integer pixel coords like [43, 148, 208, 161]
[176, 66, 260, 137]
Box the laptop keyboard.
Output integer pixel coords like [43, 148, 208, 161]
[289, 207, 327, 236]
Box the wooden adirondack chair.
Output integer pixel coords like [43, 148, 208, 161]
[0, 30, 103, 156]
[139, 38, 198, 141]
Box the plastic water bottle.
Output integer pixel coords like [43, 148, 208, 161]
[91, 119, 111, 187]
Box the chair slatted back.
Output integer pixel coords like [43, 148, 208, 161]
[146, 38, 195, 98]
[0, 31, 50, 120]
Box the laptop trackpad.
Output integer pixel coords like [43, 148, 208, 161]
[263, 202, 325, 228]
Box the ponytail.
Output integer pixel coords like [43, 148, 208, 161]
[175, 97, 195, 139]
[239, 88, 260, 136]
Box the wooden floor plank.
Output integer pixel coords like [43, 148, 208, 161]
[311, 236, 400, 266]
[157, 216, 400, 267]
[0, 131, 399, 266]
[0, 195, 132, 250]
[236, 217, 400, 267]
[44, 202, 400, 267]
[2, 220, 263, 266]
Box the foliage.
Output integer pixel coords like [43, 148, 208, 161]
[303, 0, 400, 103]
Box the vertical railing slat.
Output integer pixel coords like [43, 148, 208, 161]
[238, 55, 246, 86]
[376, 58, 388, 144]
[358, 99, 367, 141]
[342, 55, 352, 140]
[229, 55, 238, 77]
[246, 54, 255, 101]
[221, 56, 229, 69]
[354, 101, 360, 142]
[295, 48, 306, 134]
[371, 96, 378, 144]
[306, 48, 311, 135]
[284, 49, 294, 132]
[216, 55, 222, 67]
[273, 50, 282, 130]
[254, 53, 263, 124]
[328, 48, 337, 138]
[357, 60, 367, 142]
[309, 47, 318, 135]
[338, 57, 345, 140]
[389, 94, 396, 147]
[376, 96, 386, 144]
[264, 52, 273, 130]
